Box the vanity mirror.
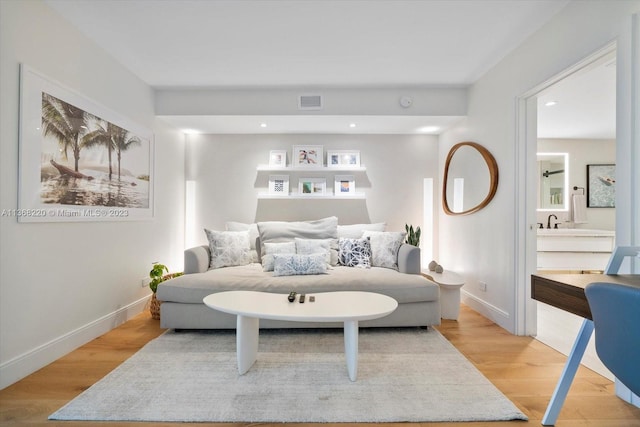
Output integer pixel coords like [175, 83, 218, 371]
[442, 142, 499, 216]
[537, 153, 568, 211]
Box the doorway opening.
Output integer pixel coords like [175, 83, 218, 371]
[516, 42, 617, 379]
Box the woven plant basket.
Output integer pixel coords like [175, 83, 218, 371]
[150, 293, 162, 320]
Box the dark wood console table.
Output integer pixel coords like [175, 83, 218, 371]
[531, 273, 640, 425]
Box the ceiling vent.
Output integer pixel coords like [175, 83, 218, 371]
[298, 94, 323, 110]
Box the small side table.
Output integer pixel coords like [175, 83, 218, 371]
[422, 270, 465, 320]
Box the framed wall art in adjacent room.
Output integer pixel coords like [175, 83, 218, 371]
[586, 164, 615, 208]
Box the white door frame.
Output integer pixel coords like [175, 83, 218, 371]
[514, 42, 617, 336]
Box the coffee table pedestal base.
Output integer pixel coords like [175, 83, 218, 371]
[234, 316, 361, 381]
[237, 315, 259, 375]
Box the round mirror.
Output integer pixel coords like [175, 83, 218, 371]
[442, 142, 499, 215]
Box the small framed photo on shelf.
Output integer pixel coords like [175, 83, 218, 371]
[269, 150, 287, 168]
[268, 175, 289, 196]
[327, 150, 360, 168]
[293, 145, 323, 168]
[334, 175, 355, 196]
[298, 178, 326, 196]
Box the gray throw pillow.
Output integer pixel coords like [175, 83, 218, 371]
[257, 216, 338, 256]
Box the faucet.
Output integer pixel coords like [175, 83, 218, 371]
[547, 214, 558, 229]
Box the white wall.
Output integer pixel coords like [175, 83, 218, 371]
[439, 0, 640, 332]
[0, 0, 185, 388]
[537, 138, 616, 230]
[185, 134, 438, 248]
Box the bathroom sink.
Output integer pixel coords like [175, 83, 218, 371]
[537, 228, 615, 237]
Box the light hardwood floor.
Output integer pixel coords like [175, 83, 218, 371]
[1, 304, 639, 426]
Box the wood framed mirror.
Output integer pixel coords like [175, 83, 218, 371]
[442, 142, 499, 216]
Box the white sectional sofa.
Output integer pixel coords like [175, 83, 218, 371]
[157, 217, 440, 329]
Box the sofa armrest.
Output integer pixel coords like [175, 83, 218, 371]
[398, 244, 421, 274]
[184, 245, 210, 274]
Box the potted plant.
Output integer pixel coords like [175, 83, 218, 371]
[405, 224, 421, 247]
[149, 262, 183, 320]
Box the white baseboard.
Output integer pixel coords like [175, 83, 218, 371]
[460, 290, 512, 333]
[0, 295, 150, 390]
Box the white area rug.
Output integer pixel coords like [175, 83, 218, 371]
[50, 328, 527, 423]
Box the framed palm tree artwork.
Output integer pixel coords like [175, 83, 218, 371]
[17, 65, 154, 222]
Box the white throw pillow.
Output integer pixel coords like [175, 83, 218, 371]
[272, 254, 328, 277]
[225, 221, 260, 262]
[261, 241, 296, 272]
[294, 238, 338, 266]
[337, 223, 386, 239]
[362, 231, 406, 270]
[204, 229, 253, 269]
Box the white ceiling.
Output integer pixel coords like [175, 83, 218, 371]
[537, 52, 616, 140]
[46, 0, 613, 137]
[158, 115, 464, 135]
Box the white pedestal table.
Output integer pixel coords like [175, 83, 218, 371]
[203, 290, 398, 381]
[422, 270, 465, 320]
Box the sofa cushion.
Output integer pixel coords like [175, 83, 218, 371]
[204, 229, 253, 269]
[157, 263, 439, 305]
[257, 216, 338, 255]
[262, 241, 296, 272]
[362, 231, 406, 271]
[338, 237, 372, 268]
[337, 222, 386, 239]
[273, 254, 328, 276]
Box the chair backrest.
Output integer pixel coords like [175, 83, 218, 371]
[585, 282, 640, 395]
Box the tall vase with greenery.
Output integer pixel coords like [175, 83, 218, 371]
[149, 262, 183, 320]
[405, 224, 421, 247]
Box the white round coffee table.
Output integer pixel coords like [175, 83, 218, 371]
[203, 290, 397, 381]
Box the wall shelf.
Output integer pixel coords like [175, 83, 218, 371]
[257, 165, 367, 172]
[258, 192, 366, 200]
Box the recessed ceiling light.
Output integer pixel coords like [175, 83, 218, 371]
[417, 126, 439, 133]
[182, 129, 201, 135]
[349, 123, 356, 128]
[545, 101, 558, 107]
[260, 123, 267, 128]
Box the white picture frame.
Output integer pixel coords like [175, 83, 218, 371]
[334, 175, 356, 195]
[292, 145, 323, 168]
[327, 150, 360, 168]
[17, 64, 154, 222]
[268, 175, 289, 195]
[298, 178, 326, 196]
[269, 150, 287, 168]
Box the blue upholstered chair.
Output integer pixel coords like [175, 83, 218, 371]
[584, 282, 640, 396]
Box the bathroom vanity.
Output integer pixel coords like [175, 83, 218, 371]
[537, 228, 616, 272]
